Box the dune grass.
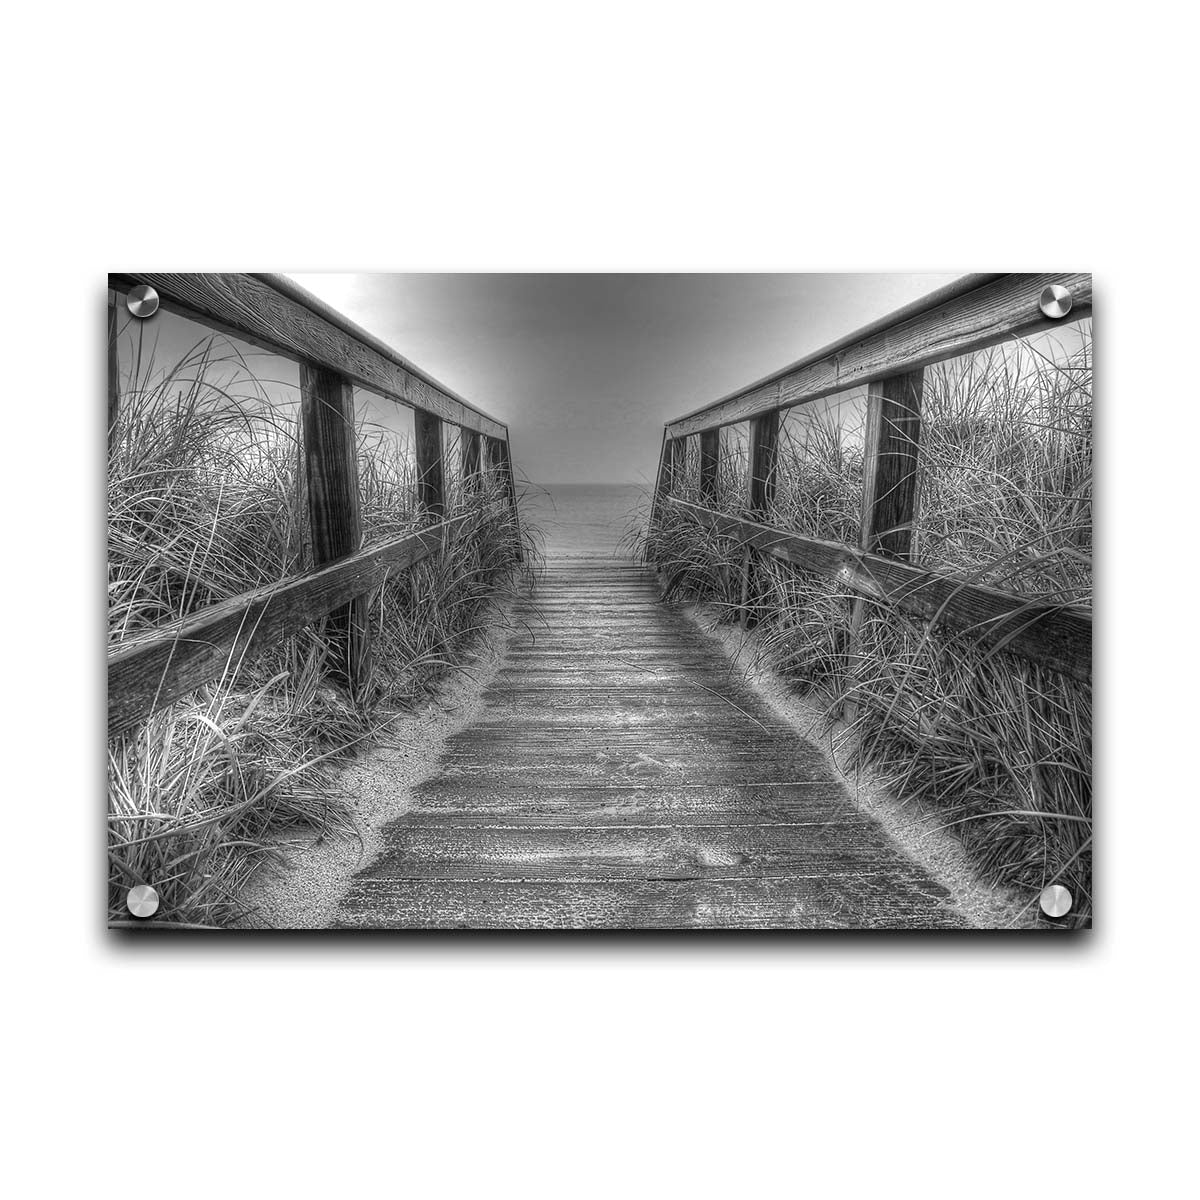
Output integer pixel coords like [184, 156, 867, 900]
[107, 332, 535, 928]
[644, 326, 1093, 924]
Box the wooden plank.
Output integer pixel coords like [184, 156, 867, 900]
[699, 429, 719, 503]
[861, 370, 924, 558]
[748, 411, 780, 515]
[486, 435, 503, 474]
[847, 370, 924, 716]
[646, 431, 672, 555]
[667, 497, 1091, 681]
[107, 272, 508, 439]
[461, 429, 481, 490]
[107, 518, 466, 738]
[495, 435, 524, 562]
[334, 876, 965, 930]
[107, 296, 120, 452]
[743, 411, 780, 625]
[665, 436, 684, 494]
[665, 273, 1092, 437]
[352, 820, 934, 882]
[331, 553, 969, 930]
[415, 411, 445, 517]
[300, 364, 370, 698]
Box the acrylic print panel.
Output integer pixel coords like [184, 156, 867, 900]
[106, 272, 1093, 931]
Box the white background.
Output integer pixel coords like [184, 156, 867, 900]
[2, 2, 1196, 1196]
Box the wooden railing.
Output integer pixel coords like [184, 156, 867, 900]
[649, 273, 1093, 684]
[107, 273, 521, 738]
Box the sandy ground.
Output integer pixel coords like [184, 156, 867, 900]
[237, 603, 515, 929]
[679, 601, 1037, 930]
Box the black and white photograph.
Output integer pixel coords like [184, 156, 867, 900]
[9, 2, 1196, 1195]
[106, 272, 1092, 930]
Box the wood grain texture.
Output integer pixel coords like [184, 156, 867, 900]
[415, 411, 445, 517]
[107, 518, 466, 737]
[494, 435, 524, 562]
[107, 296, 119, 451]
[300, 364, 370, 696]
[107, 272, 508, 439]
[748, 410, 780, 516]
[861, 370, 924, 558]
[665, 273, 1092, 437]
[331, 556, 968, 929]
[647, 431, 672, 540]
[667, 498, 1091, 682]
[461, 429, 481, 488]
[699, 429, 719, 503]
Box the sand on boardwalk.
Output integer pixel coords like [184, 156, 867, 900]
[681, 601, 1037, 929]
[237, 602, 515, 930]
[239, 571, 1032, 931]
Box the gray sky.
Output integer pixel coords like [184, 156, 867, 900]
[287, 273, 966, 486]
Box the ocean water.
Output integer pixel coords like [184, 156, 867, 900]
[520, 483, 650, 559]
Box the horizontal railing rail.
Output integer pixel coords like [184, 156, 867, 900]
[650, 272, 1093, 685]
[666, 498, 1091, 682]
[108, 518, 469, 738]
[107, 273, 523, 733]
[109, 273, 508, 439]
[664, 272, 1091, 439]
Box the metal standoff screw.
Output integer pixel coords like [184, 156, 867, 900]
[1039, 883, 1072, 918]
[1039, 283, 1072, 320]
[126, 884, 160, 919]
[126, 284, 160, 319]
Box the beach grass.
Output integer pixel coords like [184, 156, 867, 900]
[107, 333, 535, 927]
[643, 326, 1093, 923]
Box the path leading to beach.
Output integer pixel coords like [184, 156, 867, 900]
[331, 556, 968, 929]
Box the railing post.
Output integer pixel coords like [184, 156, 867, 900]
[846, 368, 925, 719]
[860, 370, 924, 558]
[461, 428, 481, 492]
[699, 428, 719, 504]
[415, 410, 446, 518]
[742, 411, 780, 625]
[648, 432, 682, 564]
[496, 435, 524, 563]
[107, 294, 120, 455]
[748, 412, 779, 515]
[300, 363, 371, 701]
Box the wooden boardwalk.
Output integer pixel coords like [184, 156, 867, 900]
[333, 558, 967, 929]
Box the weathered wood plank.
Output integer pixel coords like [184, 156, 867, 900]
[699, 429, 719, 503]
[333, 876, 962, 930]
[461, 429, 481, 489]
[107, 296, 120, 453]
[415, 410, 445, 517]
[354, 820, 930, 882]
[846, 369, 925, 717]
[665, 436, 684, 494]
[494, 434, 524, 562]
[861, 370, 924, 558]
[408, 784, 865, 823]
[665, 273, 1092, 437]
[107, 518, 465, 737]
[667, 497, 1091, 681]
[107, 272, 508, 439]
[300, 363, 370, 697]
[332, 556, 971, 929]
[748, 410, 780, 516]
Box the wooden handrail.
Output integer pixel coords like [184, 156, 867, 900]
[107, 517, 470, 738]
[108, 273, 526, 725]
[663, 273, 1091, 438]
[648, 273, 1093, 685]
[664, 499, 1091, 683]
[108, 272, 509, 439]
